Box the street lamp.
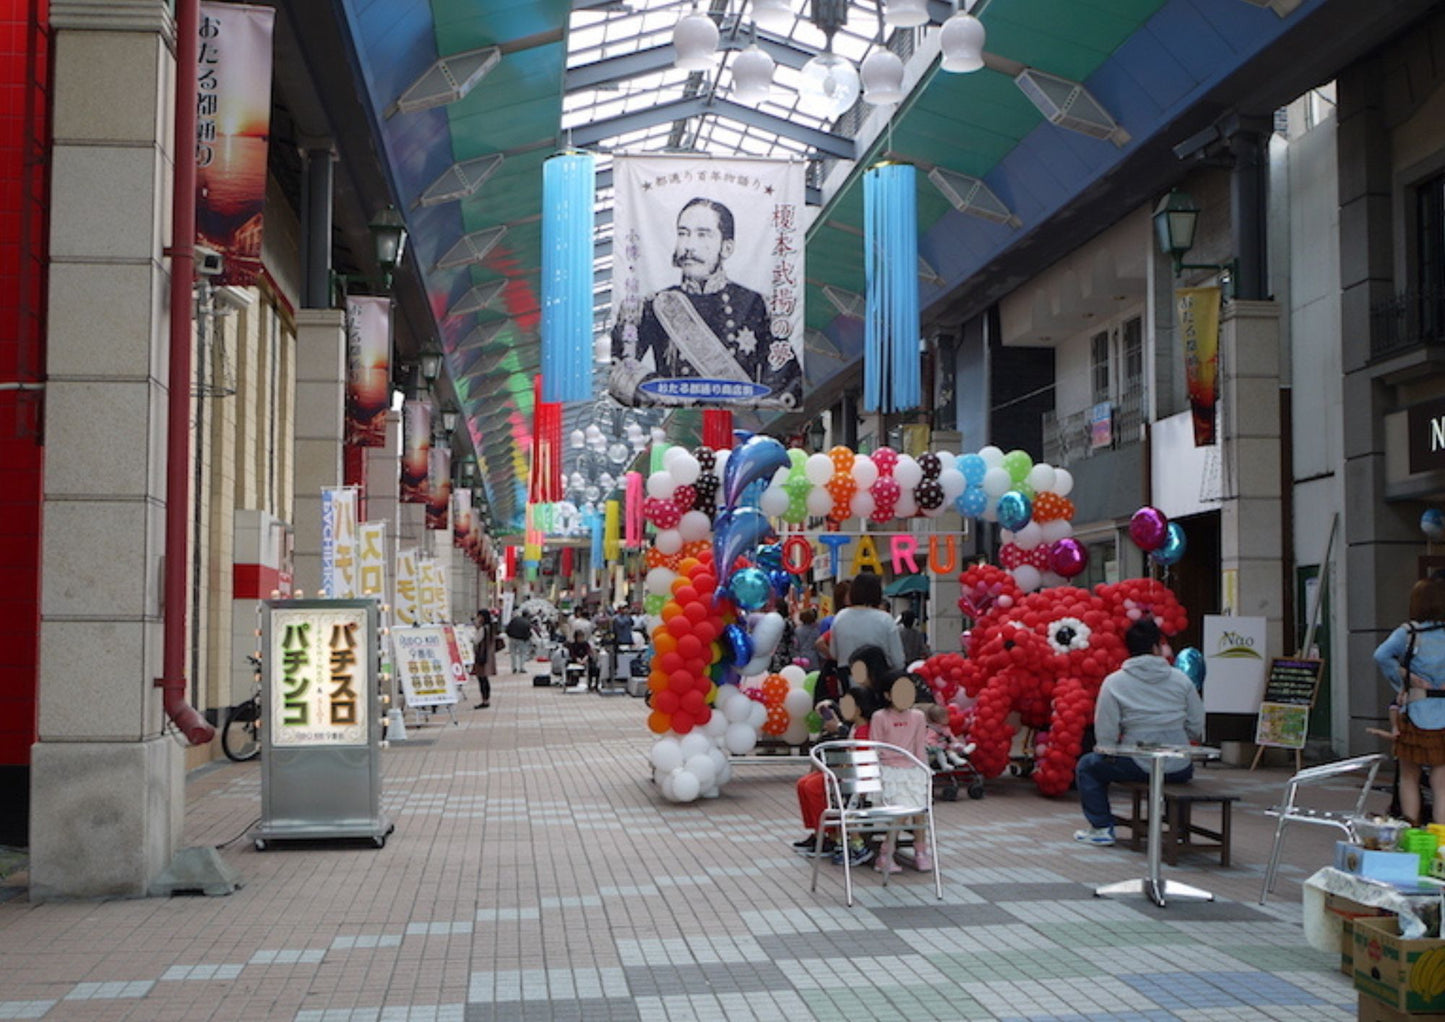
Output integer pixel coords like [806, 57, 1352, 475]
[369, 206, 408, 288]
[806, 416, 827, 451]
[418, 350, 444, 388]
[1152, 189, 1235, 280]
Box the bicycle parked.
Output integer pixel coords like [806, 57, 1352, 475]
[221, 654, 263, 762]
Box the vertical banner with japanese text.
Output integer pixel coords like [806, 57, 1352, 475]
[607, 155, 805, 409]
[357, 521, 386, 600]
[394, 548, 419, 627]
[345, 296, 391, 447]
[195, 3, 275, 287]
[267, 604, 371, 747]
[400, 399, 431, 503]
[426, 447, 451, 531]
[321, 487, 358, 598]
[1177, 286, 1221, 447]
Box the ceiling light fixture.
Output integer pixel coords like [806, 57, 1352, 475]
[938, 3, 986, 73]
[672, 7, 719, 71]
[731, 43, 776, 104]
[884, 0, 929, 27]
[750, 0, 794, 31]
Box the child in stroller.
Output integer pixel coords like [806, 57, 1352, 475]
[924, 702, 984, 801]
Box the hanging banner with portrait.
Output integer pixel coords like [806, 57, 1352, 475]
[608, 155, 805, 410]
[345, 296, 391, 447]
[1177, 286, 1221, 447]
[400, 398, 430, 504]
[195, 2, 275, 287]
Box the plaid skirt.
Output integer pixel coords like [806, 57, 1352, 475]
[1396, 715, 1445, 766]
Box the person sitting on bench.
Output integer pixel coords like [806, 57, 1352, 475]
[1073, 618, 1204, 847]
[566, 630, 599, 691]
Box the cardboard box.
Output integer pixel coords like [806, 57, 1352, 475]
[1357, 992, 1445, 1021]
[1338, 842, 1424, 884]
[1353, 916, 1445, 1014]
[1332, 895, 1396, 975]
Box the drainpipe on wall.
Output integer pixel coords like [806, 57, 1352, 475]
[158, 0, 215, 746]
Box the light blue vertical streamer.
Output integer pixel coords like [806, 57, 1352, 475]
[588, 509, 604, 567]
[541, 151, 596, 404]
[863, 163, 921, 413]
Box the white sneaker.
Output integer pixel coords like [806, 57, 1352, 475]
[1073, 826, 1116, 846]
[960, 742, 976, 756]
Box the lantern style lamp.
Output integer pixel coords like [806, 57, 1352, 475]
[799, 50, 860, 117]
[672, 8, 719, 71]
[418, 349, 444, 388]
[369, 206, 408, 287]
[939, 7, 986, 73]
[861, 48, 906, 105]
[1152, 189, 1200, 273]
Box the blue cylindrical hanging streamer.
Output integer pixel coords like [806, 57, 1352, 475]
[588, 508, 604, 567]
[541, 150, 596, 403]
[863, 163, 921, 413]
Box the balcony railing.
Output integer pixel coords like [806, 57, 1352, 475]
[1042, 380, 1145, 467]
[1370, 290, 1445, 361]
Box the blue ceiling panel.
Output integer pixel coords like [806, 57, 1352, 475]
[1099, 28, 1198, 119]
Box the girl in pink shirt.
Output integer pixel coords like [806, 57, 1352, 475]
[869, 671, 932, 874]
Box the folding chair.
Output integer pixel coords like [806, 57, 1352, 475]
[1259, 753, 1385, 904]
[808, 739, 943, 907]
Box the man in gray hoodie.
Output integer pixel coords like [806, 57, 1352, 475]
[1073, 618, 1205, 846]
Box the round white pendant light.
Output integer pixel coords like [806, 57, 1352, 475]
[799, 51, 861, 117]
[939, 11, 986, 73]
[750, 0, 794, 32]
[731, 44, 776, 104]
[672, 10, 719, 71]
[860, 49, 905, 105]
[884, 0, 930, 27]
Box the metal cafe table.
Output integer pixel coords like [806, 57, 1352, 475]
[1093, 743, 1222, 908]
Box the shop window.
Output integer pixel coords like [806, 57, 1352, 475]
[1090, 330, 1110, 404]
[1122, 317, 1142, 389]
[1418, 172, 1445, 342]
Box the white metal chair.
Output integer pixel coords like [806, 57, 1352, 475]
[1259, 753, 1385, 904]
[808, 739, 943, 906]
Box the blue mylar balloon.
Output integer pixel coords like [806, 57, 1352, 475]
[712, 507, 778, 580]
[1175, 647, 1206, 694]
[996, 490, 1033, 532]
[722, 435, 791, 511]
[756, 542, 783, 571]
[768, 568, 792, 597]
[958, 453, 987, 486]
[955, 486, 988, 518]
[1149, 522, 1187, 566]
[722, 622, 753, 667]
[730, 566, 772, 610]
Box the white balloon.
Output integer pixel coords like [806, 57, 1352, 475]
[748, 700, 768, 729]
[678, 510, 712, 542]
[979, 445, 1005, 468]
[685, 754, 717, 789]
[703, 712, 729, 738]
[655, 529, 683, 555]
[646, 470, 677, 499]
[851, 455, 879, 489]
[1015, 522, 1043, 551]
[716, 758, 734, 786]
[895, 455, 923, 489]
[651, 738, 683, 773]
[780, 664, 807, 688]
[999, 528, 1014, 544]
[759, 486, 789, 517]
[783, 719, 810, 746]
[1040, 519, 1073, 544]
[806, 487, 834, 517]
[804, 452, 833, 486]
[645, 567, 677, 595]
[770, 465, 792, 487]
[938, 468, 966, 500]
[669, 451, 702, 486]
[723, 691, 753, 723]
[1026, 463, 1056, 494]
[921, 501, 946, 519]
[1053, 467, 1075, 497]
[659, 771, 676, 801]
[751, 612, 786, 656]
[680, 731, 711, 759]
[783, 687, 813, 719]
[713, 448, 730, 480]
[725, 722, 757, 755]
[701, 785, 720, 799]
[1039, 571, 1066, 588]
[1012, 565, 1042, 592]
[982, 466, 1012, 497]
[742, 654, 772, 677]
[936, 451, 957, 472]
[849, 490, 876, 519]
[671, 769, 701, 802]
[894, 491, 917, 519]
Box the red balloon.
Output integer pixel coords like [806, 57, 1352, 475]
[660, 652, 683, 674]
[681, 690, 705, 715]
[677, 634, 703, 660]
[669, 670, 693, 692]
[695, 705, 712, 727]
[654, 691, 679, 715]
[667, 615, 693, 638]
[672, 710, 694, 734]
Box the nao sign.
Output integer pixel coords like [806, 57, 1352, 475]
[1407, 396, 1445, 474]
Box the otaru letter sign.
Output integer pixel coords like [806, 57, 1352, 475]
[1408, 395, 1445, 475]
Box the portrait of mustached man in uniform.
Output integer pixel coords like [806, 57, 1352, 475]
[610, 196, 801, 407]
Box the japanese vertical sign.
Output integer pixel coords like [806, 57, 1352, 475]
[607, 155, 805, 409]
[195, 3, 275, 287]
[1177, 286, 1221, 447]
[391, 627, 460, 707]
[394, 548, 419, 627]
[268, 604, 371, 747]
[400, 399, 430, 504]
[321, 487, 358, 598]
[426, 446, 451, 531]
[356, 521, 386, 599]
[345, 296, 391, 447]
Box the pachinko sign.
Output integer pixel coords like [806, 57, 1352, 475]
[266, 602, 372, 748]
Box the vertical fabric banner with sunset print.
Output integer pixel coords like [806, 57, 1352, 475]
[195, 3, 275, 287]
[1176, 286, 1221, 447]
[426, 447, 451, 531]
[345, 296, 391, 447]
[400, 399, 431, 504]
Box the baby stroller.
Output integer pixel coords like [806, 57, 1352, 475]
[932, 740, 985, 801]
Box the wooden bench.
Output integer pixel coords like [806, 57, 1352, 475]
[1113, 784, 1239, 867]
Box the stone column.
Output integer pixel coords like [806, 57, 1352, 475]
[1218, 299, 1285, 654]
[30, 0, 184, 900]
[291, 308, 346, 594]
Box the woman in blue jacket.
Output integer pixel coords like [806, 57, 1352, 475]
[1375, 579, 1445, 825]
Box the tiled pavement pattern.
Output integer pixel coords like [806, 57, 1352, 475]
[0, 668, 1384, 1020]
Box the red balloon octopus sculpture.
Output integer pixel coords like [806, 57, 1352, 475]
[916, 565, 1188, 796]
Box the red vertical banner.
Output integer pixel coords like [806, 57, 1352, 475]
[702, 410, 733, 450]
[345, 296, 391, 447]
[195, 3, 275, 287]
[400, 399, 430, 503]
[505, 545, 517, 580]
[529, 376, 563, 503]
[560, 546, 574, 579]
[426, 447, 451, 530]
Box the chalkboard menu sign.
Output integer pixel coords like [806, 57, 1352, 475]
[1261, 658, 1324, 707]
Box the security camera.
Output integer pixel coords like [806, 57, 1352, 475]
[196, 246, 225, 277]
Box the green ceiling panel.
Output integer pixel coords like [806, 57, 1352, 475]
[432, 0, 571, 49]
[985, 0, 1165, 80]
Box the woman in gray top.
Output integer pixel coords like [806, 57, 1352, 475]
[826, 573, 905, 670]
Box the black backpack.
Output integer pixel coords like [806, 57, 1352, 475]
[505, 616, 531, 640]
